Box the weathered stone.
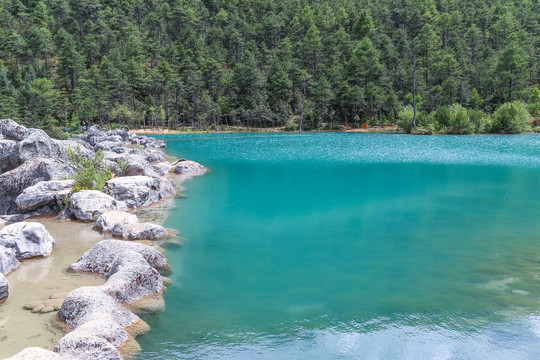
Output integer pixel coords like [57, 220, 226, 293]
[94, 140, 123, 152]
[54, 320, 125, 360]
[0, 139, 20, 173]
[0, 244, 20, 274]
[112, 222, 168, 240]
[4, 347, 63, 360]
[104, 176, 176, 209]
[0, 158, 75, 214]
[15, 180, 74, 213]
[145, 149, 165, 163]
[151, 162, 173, 177]
[95, 211, 139, 233]
[58, 286, 140, 329]
[0, 273, 8, 301]
[173, 160, 207, 175]
[55, 139, 95, 159]
[69, 190, 128, 221]
[0, 222, 55, 259]
[106, 128, 129, 141]
[0, 119, 69, 167]
[101, 250, 163, 303]
[69, 240, 171, 277]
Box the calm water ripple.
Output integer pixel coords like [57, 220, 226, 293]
[137, 133, 540, 359]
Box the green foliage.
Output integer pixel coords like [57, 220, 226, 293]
[0, 0, 538, 132]
[492, 101, 531, 134]
[66, 146, 113, 193]
[529, 88, 540, 117]
[397, 106, 416, 133]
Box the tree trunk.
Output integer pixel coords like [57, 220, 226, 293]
[299, 77, 306, 132]
[412, 54, 417, 131]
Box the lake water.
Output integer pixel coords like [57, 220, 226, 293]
[137, 133, 540, 360]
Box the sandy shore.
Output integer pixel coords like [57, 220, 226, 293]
[0, 218, 106, 358]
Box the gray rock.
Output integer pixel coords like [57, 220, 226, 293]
[106, 128, 129, 141]
[104, 176, 176, 209]
[173, 160, 207, 175]
[0, 273, 8, 301]
[58, 286, 140, 329]
[0, 139, 20, 173]
[69, 240, 171, 277]
[0, 157, 75, 214]
[95, 211, 139, 233]
[0, 245, 20, 274]
[101, 250, 163, 303]
[94, 140, 123, 152]
[145, 149, 165, 163]
[112, 222, 168, 240]
[4, 347, 63, 360]
[54, 320, 124, 360]
[69, 190, 128, 221]
[55, 139, 95, 159]
[151, 162, 173, 177]
[0, 222, 55, 259]
[15, 180, 74, 213]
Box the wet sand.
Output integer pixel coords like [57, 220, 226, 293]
[0, 218, 107, 358]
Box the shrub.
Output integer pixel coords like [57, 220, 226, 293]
[66, 146, 113, 192]
[448, 103, 474, 134]
[397, 106, 415, 133]
[469, 110, 491, 133]
[492, 101, 531, 134]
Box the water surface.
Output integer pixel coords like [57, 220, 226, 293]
[138, 133, 540, 359]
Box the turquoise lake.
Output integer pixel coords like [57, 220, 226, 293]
[137, 133, 540, 359]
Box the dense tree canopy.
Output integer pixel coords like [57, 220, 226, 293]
[0, 0, 539, 132]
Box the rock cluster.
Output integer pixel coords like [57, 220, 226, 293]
[1, 120, 208, 359]
[0, 119, 74, 214]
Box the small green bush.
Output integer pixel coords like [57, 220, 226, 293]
[397, 106, 415, 133]
[492, 101, 531, 134]
[66, 146, 113, 192]
[449, 103, 474, 134]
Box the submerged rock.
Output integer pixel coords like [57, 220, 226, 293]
[0, 273, 8, 302]
[95, 211, 139, 233]
[103, 176, 176, 209]
[69, 190, 128, 221]
[172, 159, 207, 175]
[111, 222, 168, 240]
[0, 245, 20, 274]
[69, 240, 171, 277]
[15, 180, 74, 213]
[0, 222, 55, 259]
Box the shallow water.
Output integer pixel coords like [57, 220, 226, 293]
[138, 133, 540, 360]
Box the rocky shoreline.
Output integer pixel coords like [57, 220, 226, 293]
[0, 119, 207, 359]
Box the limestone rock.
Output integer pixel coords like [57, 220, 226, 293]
[95, 211, 139, 233]
[58, 286, 140, 329]
[15, 180, 74, 213]
[0, 158, 75, 214]
[94, 140, 123, 152]
[0, 139, 20, 174]
[111, 222, 168, 240]
[69, 240, 171, 277]
[103, 176, 176, 209]
[101, 250, 163, 303]
[4, 347, 63, 360]
[0, 222, 55, 259]
[173, 160, 207, 175]
[145, 149, 165, 163]
[0, 273, 8, 301]
[0, 119, 69, 168]
[0, 244, 20, 274]
[55, 139, 95, 159]
[54, 321, 125, 360]
[69, 190, 128, 221]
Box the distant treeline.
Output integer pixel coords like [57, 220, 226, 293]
[0, 0, 539, 135]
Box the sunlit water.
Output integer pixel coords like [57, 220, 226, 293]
[137, 133, 540, 360]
